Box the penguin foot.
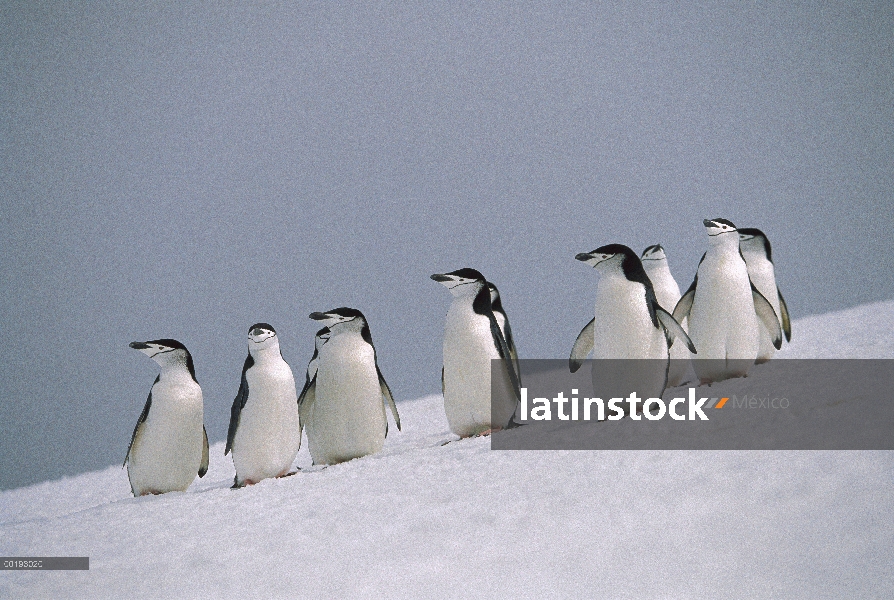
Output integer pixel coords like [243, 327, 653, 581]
[474, 427, 502, 437]
[277, 470, 299, 479]
[231, 477, 258, 489]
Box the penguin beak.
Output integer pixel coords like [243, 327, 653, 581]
[431, 273, 464, 289]
[310, 312, 352, 327]
[249, 328, 276, 344]
[704, 218, 737, 236]
[577, 252, 613, 267]
[130, 341, 168, 359]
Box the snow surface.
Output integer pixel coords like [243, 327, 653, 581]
[2, 301, 893, 598]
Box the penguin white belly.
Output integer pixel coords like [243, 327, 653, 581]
[233, 363, 301, 483]
[746, 260, 781, 363]
[689, 255, 758, 381]
[308, 338, 385, 465]
[128, 381, 203, 495]
[592, 279, 666, 360]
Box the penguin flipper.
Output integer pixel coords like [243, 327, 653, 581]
[569, 318, 595, 373]
[673, 285, 696, 323]
[377, 365, 401, 433]
[778, 289, 792, 342]
[297, 370, 315, 409]
[489, 313, 522, 399]
[297, 376, 316, 439]
[655, 307, 697, 354]
[226, 355, 253, 456]
[751, 282, 783, 350]
[673, 253, 703, 323]
[124, 383, 154, 467]
[198, 426, 209, 478]
[503, 318, 521, 384]
[441, 367, 444, 396]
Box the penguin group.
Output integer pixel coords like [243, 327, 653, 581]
[571, 219, 790, 392]
[124, 217, 790, 496]
[125, 310, 401, 496]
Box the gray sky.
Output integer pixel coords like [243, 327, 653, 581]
[2, 1, 892, 490]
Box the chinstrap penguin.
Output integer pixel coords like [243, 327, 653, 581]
[302, 308, 400, 465]
[571, 245, 695, 404]
[297, 326, 331, 443]
[673, 219, 782, 383]
[432, 269, 521, 437]
[738, 228, 791, 362]
[225, 323, 302, 488]
[124, 339, 208, 497]
[641, 244, 692, 387]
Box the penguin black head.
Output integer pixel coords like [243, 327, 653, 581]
[641, 244, 667, 261]
[248, 323, 276, 335]
[129, 339, 196, 378]
[738, 227, 773, 262]
[247, 323, 278, 347]
[703, 218, 738, 237]
[129, 339, 189, 356]
[577, 244, 656, 289]
[431, 268, 487, 296]
[575, 244, 642, 274]
[309, 307, 367, 328]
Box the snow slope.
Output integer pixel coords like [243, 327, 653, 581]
[2, 301, 893, 599]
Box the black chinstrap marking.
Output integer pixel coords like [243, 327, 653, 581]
[148, 347, 177, 358]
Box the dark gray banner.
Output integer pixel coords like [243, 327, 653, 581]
[491, 359, 894, 450]
[1, 557, 89, 570]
